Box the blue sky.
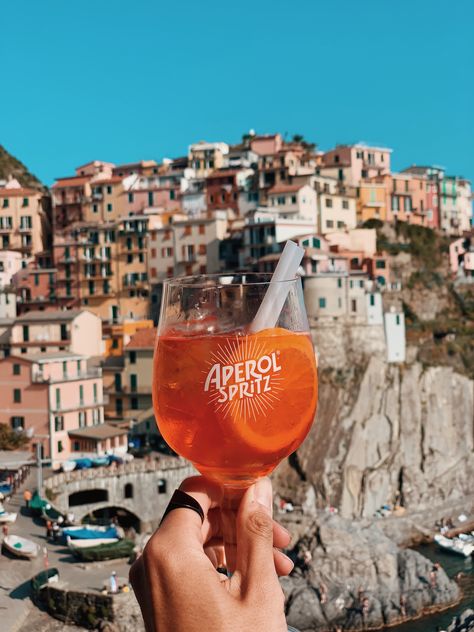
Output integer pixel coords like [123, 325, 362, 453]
[1, 0, 472, 186]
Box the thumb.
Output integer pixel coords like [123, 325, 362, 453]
[234, 477, 277, 594]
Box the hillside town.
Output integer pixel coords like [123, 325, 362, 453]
[0, 132, 472, 465]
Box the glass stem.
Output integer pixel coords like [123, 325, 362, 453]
[221, 485, 249, 573]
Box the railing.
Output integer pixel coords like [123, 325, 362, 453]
[32, 368, 102, 384]
[50, 400, 106, 413]
[44, 456, 191, 490]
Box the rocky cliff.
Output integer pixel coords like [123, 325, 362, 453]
[0, 144, 45, 190]
[283, 513, 460, 632]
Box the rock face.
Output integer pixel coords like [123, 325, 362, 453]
[283, 514, 460, 632]
[275, 347, 474, 520]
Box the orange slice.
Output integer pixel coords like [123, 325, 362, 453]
[226, 327, 318, 454]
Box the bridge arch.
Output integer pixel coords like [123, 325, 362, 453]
[84, 505, 141, 532]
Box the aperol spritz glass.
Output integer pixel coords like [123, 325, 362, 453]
[153, 273, 318, 490]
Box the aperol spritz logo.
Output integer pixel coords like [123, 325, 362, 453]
[202, 338, 283, 420]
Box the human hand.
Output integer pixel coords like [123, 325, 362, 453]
[130, 476, 293, 632]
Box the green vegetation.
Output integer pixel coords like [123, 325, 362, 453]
[0, 423, 30, 450]
[0, 145, 44, 190]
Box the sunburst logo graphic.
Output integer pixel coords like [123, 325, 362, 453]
[202, 337, 284, 422]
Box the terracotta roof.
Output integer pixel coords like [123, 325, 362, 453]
[267, 184, 303, 194]
[52, 176, 90, 189]
[126, 327, 157, 349]
[0, 187, 39, 197]
[68, 424, 128, 441]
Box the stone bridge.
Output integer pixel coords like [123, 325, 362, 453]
[43, 457, 194, 531]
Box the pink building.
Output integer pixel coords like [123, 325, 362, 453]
[0, 352, 113, 468]
[13, 266, 60, 315]
[0, 251, 22, 287]
[250, 134, 283, 156]
[450, 237, 474, 277]
[321, 144, 391, 187]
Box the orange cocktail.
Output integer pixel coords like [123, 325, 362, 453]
[153, 326, 318, 486]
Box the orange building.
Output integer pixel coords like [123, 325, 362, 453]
[357, 179, 388, 223]
[103, 319, 154, 357]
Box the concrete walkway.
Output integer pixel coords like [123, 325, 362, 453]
[0, 467, 133, 632]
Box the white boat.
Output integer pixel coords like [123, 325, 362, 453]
[434, 533, 474, 558]
[0, 504, 17, 524]
[61, 460, 77, 472]
[0, 511, 17, 524]
[67, 536, 119, 550]
[3, 535, 40, 559]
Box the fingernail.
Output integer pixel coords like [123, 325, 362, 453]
[254, 478, 273, 511]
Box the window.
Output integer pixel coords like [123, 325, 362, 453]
[73, 441, 80, 451]
[342, 199, 349, 209]
[11, 416, 24, 430]
[114, 373, 122, 392]
[337, 278, 342, 288]
[130, 374, 137, 392]
[93, 383, 98, 404]
[93, 204, 98, 213]
[54, 416, 64, 431]
[375, 260, 386, 269]
[396, 314, 401, 325]
[127, 254, 133, 263]
[79, 385, 84, 406]
[359, 280, 364, 288]
[62, 361, 68, 378]
[338, 297, 342, 308]
[13, 364, 21, 375]
[78, 411, 86, 427]
[199, 224, 205, 235]
[128, 193, 134, 203]
[13, 388, 21, 403]
[361, 170, 368, 178]
[392, 196, 399, 211]
[370, 294, 375, 307]
[129, 351, 136, 364]
[23, 325, 29, 342]
[325, 198, 333, 207]
[337, 221, 344, 228]
[404, 197, 412, 212]
[148, 192, 154, 206]
[198, 244, 206, 256]
[326, 220, 334, 228]
[124, 483, 134, 499]
[334, 155, 339, 163]
[405, 180, 409, 192]
[22, 197, 29, 207]
[58, 441, 63, 453]
[60, 324, 68, 341]
[103, 280, 110, 294]
[291, 195, 297, 204]
[170, 190, 175, 200]
[351, 299, 357, 313]
[131, 397, 138, 410]
[319, 298, 326, 308]
[89, 281, 95, 295]
[158, 480, 167, 494]
[2, 198, 9, 208]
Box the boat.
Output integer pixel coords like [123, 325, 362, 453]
[31, 567, 59, 593]
[29, 491, 49, 515]
[67, 536, 118, 549]
[3, 535, 40, 559]
[91, 456, 109, 467]
[41, 503, 64, 522]
[61, 460, 77, 473]
[62, 525, 118, 540]
[434, 533, 474, 558]
[0, 483, 12, 497]
[73, 458, 93, 470]
[0, 508, 17, 524]
[68, 538, 134, 562]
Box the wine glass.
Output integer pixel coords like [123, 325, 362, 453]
[153, 273, 318, 568]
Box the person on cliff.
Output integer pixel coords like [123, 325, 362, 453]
[130, 476, 295, 632]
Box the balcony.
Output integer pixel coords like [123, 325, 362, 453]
[0, 226, 13, 233]
[122, 273, 148, 287]
[32, 368, 102, 384]
[50, 399, 106, 413]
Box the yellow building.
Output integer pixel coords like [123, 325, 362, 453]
[0, 181, 50, 261]
[357, 179, 388, 223]
[83, 176, 127, 223]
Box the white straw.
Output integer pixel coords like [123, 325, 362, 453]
[249, 240, 305, 333]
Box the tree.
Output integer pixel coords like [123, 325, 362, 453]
[0, 424, 30, 450]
